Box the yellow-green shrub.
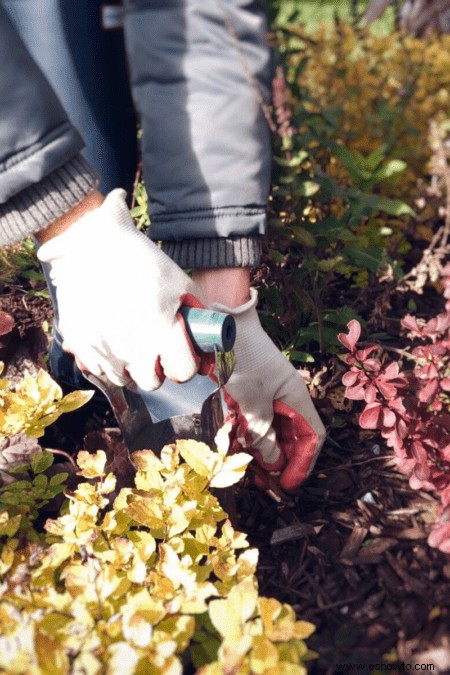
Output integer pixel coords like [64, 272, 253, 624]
[289, 21, 450, 233]
[0, 367, 316, 674]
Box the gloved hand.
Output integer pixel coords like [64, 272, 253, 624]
[38, 189, 206, 390]
[212, 289, 326, 493]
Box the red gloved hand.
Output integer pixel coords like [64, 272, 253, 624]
[211, 290, 326, 493]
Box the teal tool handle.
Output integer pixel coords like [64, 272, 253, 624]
[179, 307, 236, 353]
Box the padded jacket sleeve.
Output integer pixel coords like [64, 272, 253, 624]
[123, 0, 272, 268]
[0, 4, 97, 246]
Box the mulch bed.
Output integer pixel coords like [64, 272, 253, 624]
[1, 280, 450, 675]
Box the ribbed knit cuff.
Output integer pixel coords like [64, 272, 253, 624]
[161, 236, 262, 269]
[0, 155, 98, 246]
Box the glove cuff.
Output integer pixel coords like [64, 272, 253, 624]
[211, 287, 258, 316]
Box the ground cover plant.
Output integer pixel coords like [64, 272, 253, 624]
[1, 3, 450, 672]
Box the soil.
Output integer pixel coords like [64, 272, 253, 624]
[1, 277, 450, 675]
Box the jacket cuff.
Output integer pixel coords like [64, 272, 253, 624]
[161, 236, 262, 269]
[0, 154, 98, 246]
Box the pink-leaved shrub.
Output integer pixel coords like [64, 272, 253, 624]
[338, 263, 450, 553]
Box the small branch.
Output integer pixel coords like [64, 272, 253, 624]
[45, 447, 77, 468]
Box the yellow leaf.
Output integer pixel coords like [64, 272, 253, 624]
[71, 651, 103, 675]
[160, 443, 180, 472]
[128, 530, 156, 562]
[124, 588, 166, 625]
[58, 389, 94, 413]
[177, 439, 220, 478]
[122, 610, 152, 648]
[209, 452, 253, 488]
[249, 636, 280, 673]
[0, 512, 21, 538]
[217, 635, 253, 672]
[126, 493, 165, 530]
[131, 449, 164, 473]
[157, 615, 195, 652]
[35, 631, 70, 675]
[76, 450, 107, 478]
[106, 642, 140, 675]
[209, 578, 258, 641]
[159, 543, 196, 591]
[41, 542, 75, 569]
[60, 563, 90, 598]
[127, 558, 147, 584]
[214, 421, 233, 456]
[293, 620, 316, 640]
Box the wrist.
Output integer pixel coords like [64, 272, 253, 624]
[35, 190, 104, 244]
[192, 268, 251, 309]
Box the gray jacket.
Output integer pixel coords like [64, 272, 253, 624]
[0, 1, 271, 268]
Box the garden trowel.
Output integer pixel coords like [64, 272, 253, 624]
[83, 307, 236, 455]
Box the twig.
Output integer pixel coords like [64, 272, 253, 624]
[45, 447, 77, 469]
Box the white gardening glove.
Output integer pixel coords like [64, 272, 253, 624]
[38, 189, 207, 390]
[212, 289, 326, 493]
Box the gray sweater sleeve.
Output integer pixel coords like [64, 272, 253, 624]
[123, 0, 271, 268]
[0, 155, 98, 247]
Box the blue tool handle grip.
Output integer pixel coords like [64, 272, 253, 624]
[179, 307, 236, 353]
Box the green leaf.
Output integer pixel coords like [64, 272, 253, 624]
[307, 218, 355, 243]
[292, 178, 320, 197]
[284, 350, 315, 363]
[1, 480, 32, 493]
[7, 463, 31, 475]
[290, 226, 316, 247]
[373, 159, 407, 182]
[343, 246, 384, 273]
[49, 472, 69, 487]
[30, 451, 54, 474]
[317, 256, 344, 272]
[273, 151, 308, 167]
[354, 144, 387, 172]
[33, 474, 49, 491]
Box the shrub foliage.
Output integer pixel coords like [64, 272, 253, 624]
[0, 368, 315, 674]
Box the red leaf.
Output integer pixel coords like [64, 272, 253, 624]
[359, 402, 382, 429]
[345, 381, 367, 401]
[337, 320, 361, 353]
[342, 370, 359, 387]
[382, 408, 397, 427]
[364, 385, 377, 404]
[428, 520, 450, 553]
[355, 346, 378, 362]
[0, 310, 15, 349]
[440, 444, 450, 462]
[383, 362, 399, 379]
[401, 314, 421, 334]
[424, 312, 450, 337]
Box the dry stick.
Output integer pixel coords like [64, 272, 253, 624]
[399, 121, 450, 290]
[45, 447, 77, 468]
